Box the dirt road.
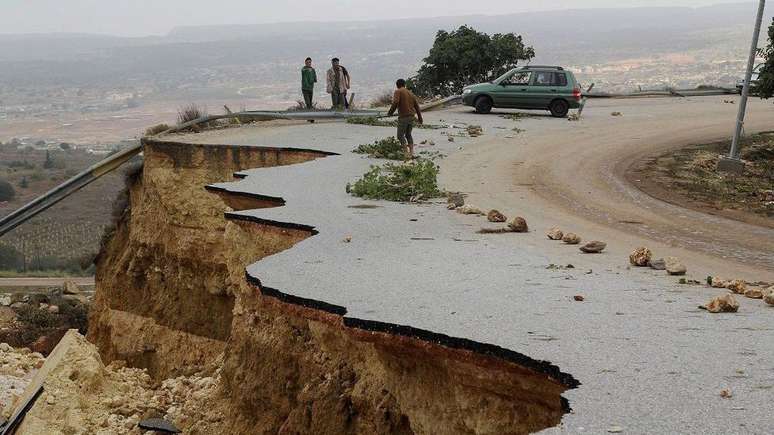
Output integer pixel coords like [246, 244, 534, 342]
[441, 96, 774, 281]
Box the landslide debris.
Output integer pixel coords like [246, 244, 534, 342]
[546, 227, 564, 240]
[629, 247, 652, 267]
[580, 241, 606, 254]
[702, 294, 740, 313]
[6, 330, 224, 435]
[487, 209, 507, 223]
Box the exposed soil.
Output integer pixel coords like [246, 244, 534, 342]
[79, 138, 576, 434]
[628, 132, 774, 228]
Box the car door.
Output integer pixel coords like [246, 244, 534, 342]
[492, 71, 531, 108]
[526, 71, 558, 108]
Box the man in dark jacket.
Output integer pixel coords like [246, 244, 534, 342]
[301, 57, 317, 109]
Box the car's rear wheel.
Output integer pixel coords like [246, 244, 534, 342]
[549, 99, 569, 118]
[474, 96, 493, 114]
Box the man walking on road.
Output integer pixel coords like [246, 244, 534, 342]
[387, 79, 423, 159]
[326, 58, 350, 110]
[301, 57, 317, 109]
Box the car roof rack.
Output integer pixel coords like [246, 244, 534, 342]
[522, 65, 564, 70]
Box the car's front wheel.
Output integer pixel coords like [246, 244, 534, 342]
[549, 99, 569, 118]
[474, 96, 493, 114]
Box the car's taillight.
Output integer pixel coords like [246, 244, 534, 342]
[572, 87, 582, 101]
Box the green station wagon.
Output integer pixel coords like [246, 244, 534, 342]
[461, 66, 582, 117]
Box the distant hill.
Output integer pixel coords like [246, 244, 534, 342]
[0, 3, 769, 99]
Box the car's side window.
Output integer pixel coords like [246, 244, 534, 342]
[505, 72, 531, 85]
[532, 72, 553, 86]
[553, 73, 568, 87]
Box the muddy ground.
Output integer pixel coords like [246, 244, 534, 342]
[629, 132, 774, 228]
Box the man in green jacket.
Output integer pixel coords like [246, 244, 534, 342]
[301, 57, 317, 109]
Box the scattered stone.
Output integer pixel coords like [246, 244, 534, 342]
[607, 425, 624, 433]
[764, 288, 774, 306]
[743, 287, 764, 299]
[546, 227, 563, 240]
[0, 342, 12, 352]
[574, 295, 585, 302]
[580, 241, 607, 254]
[726, 279, 747, 294]
[702, 294, 740, 313]
[710, 276, 728, 288]
[611, 112, 623, 117]
[487, 210, 507, 223]
[0, 294, 11, 306]
[466, 125, 483, 137]
[448, 136, 455, 142]
[665, 257, 687, 276]
[0, 306, 17, 325]
[720, 389, 733, 399]
[47, 304, 60, 314]
[562, 233, 581, 245]
[507, 217, 529, 233]
[629, 247, 652, 267]
[447, 192, 465, 208]
[648, 258, 666, 270]
[62, 280, 81, 295]
[457, 205, 485, 215]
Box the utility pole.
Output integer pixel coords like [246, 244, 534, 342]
[719, 0, 767, 173]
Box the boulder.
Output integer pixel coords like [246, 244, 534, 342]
[744, 287, 764, 299]
[0, 294, 11, 306]
[562, 233, 581, 245]
[507, 217, 529, 233]
[665, 257, 687, 276]
[48, 304, 61, 314]
[703, 294, 739, 313]
[648, 258, 666, 270]
[580, 241, 606, 253]
[629, 247, 652, 267]
[447, 192, 465, 208]
[726, 279, 747, 294]
[710, 277, 728, 288]
[457, 205, 484, 215]
[62, 280, 81, 295]
[546, 227, 564, 240]
[0, 306, 17, 326]
[487, 210, 507, 223]
[764, 287, 774, 306]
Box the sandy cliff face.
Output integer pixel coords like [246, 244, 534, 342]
[86, 138, 576, 434]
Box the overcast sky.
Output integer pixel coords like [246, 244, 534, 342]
[0, 1, 757, 36]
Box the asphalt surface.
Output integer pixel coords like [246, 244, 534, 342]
[176, 96, 774, 434]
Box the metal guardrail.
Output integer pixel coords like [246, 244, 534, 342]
[0, 144, 142, 237]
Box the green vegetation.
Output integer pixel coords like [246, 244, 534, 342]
[346, 116, 442, 129]
[0, 178, 15, 201]
[408, 25, 535, 97]
[756, 18, 774, 98]
[43, 150, 54, 169]
[349, 159, 442, 202]
[352, 137, 406, 160]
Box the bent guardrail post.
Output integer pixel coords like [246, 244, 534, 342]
[0, 144, 142, 237]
